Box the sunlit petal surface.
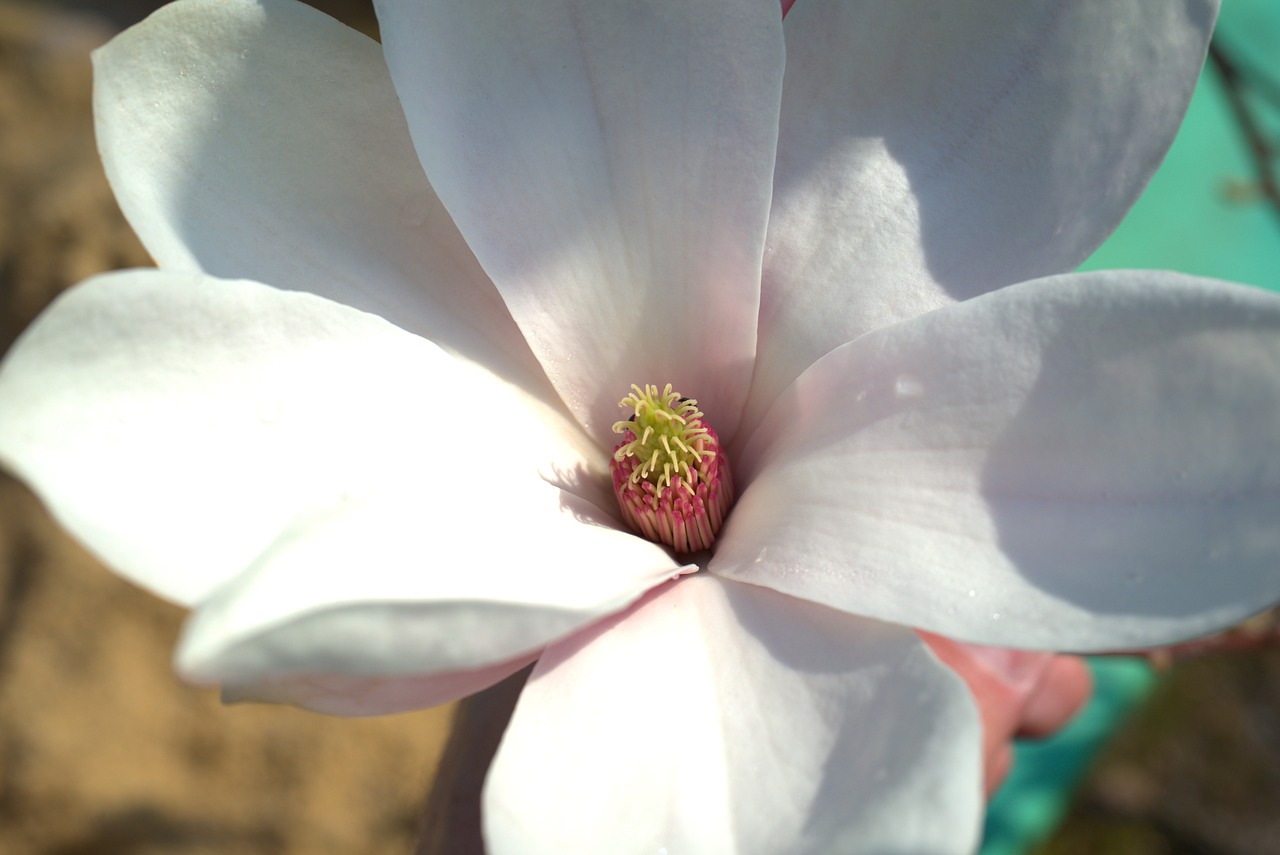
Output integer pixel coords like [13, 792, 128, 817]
[0, 270, 607, 605]
[375, 0, 784, 443]
[718, 271, 1280, 650]
[744, 0, 1220, 435]
[0, 0, 1274, 851]
[486, 576, 981, 855]
[95, 0, 555, 404]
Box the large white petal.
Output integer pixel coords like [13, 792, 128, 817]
[0, 270, 608, 606]
[176, 482, 683, 689]
[716, 271, 1280, 651]
[95, 0, 553, 401]
[741, 0, 1219, 436]
[375, 0, 784, 444]
[484, 575, 982, 855]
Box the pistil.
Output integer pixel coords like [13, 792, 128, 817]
[609, 383, 733, 553]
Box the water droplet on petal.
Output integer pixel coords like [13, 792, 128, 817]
[991, 612, 1001, 621]
[967, 589, 977, 598]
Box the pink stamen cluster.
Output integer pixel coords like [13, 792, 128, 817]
[609, 384, 734, 553]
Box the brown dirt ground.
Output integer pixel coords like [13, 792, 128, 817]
[0, 2, 450, 853]
[2, 2, 1279, 854]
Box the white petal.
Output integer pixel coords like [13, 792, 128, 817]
[484, 575, 982, 855]
[375, 0, 784, 444]
[741, 0, 1220, 436]
[221, 654, 537, 717]
[0, 270, 606, 606]
[717, 271, 1280, 651]
[176, 483, 683, 688]
[95, 0, 553, 401]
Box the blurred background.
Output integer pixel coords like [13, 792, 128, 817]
[0, 0, 1276, 853]
[0, 2, 442, 853]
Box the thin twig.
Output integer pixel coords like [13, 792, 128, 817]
[1208, 40, 1280, 218]
[1103, 606, 1280, 669]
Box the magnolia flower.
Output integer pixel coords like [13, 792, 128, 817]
[2, 0, 1279, 851]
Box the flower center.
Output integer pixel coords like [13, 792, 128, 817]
[609, 383, 734, 553]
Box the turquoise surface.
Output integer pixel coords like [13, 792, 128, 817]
[1080, 1, 1280, 291]
[979, 0, 1280, 851]
[980, 659, 1157, 855]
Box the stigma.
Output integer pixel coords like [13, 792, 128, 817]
[609, 383, 733, 553]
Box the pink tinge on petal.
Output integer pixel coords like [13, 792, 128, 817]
[941, 638, 1054, 692]
[781, 0, 797, 16]
[919, 632, 1092, 796]
[920, 632, 1051, 795]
